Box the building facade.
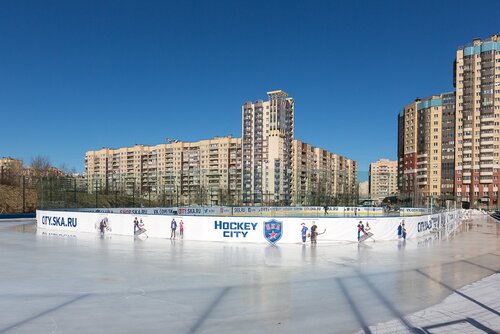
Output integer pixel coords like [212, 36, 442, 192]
[398, 93, 456, 205]
[454, 35, 500, 207]
[291, 140, 358, 205]
[0, 157, 23, 184]
[358, 181, 369, 199]
[85, 89, 360, 207]
[416, 93, 456, 199]
[242, 90, 294, 205]
[398, 99, 419, 198]
[369, 159, 398, 203]
[85, 136, 242, 205]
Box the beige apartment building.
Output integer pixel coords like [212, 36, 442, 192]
[85, 89, 360, 207]
[0, 157, 23, 183]
[242, 90, 294, 205]
[398, 92, 456, 204]
[85, 135, 242, 205]
[291, 140, 358, 205]
[416, 93, 456, 199]
[454, 35, 500, 207]
[369, 159, 398, 204]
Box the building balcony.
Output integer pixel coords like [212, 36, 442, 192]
[480, 132, 494, 138]
[480, 155, 493, 161]
[481, 138, 494, 144]
[481, 117, 495, 123]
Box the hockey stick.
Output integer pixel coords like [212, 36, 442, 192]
[317, 228, 327, 235]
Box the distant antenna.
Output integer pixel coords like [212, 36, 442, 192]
[166, 137, 179, 144]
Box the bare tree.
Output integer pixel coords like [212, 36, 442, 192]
[58, 163, 71, 175]
[30, 155, 52, 173]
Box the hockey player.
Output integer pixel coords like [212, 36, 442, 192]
[301, 223, 308, 243]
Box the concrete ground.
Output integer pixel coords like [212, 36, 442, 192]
[355, 273, 500, 333]
[0, 215, 498, 334]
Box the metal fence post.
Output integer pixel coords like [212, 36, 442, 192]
[132, 180, 135, 207]
[22, 176, 26, 213]
[50, 178, 53, 204]
[40, 177, 44, 210]
[95, 179, 98, 207]
[73, 178, 77, 208]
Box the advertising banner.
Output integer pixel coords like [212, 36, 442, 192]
[73, 206, 431, 218]
[400, 208, 430, 216]
[37, 209, 463, 244]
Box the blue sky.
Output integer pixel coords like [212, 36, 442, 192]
[1, 0, 499, 180]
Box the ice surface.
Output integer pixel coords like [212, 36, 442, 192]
[0, 216, 498, 333]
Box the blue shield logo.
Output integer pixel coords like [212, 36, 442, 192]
[263, 219, 283, 244]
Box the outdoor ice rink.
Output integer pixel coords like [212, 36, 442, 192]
[1, 215, 499, 334]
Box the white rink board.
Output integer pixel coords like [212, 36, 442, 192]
[36, 210, 462, 243]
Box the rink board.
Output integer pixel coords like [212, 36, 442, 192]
[36, 209, 462, 243]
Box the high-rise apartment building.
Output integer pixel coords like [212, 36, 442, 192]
[242, 90, 294, 204]
[85, 136, 241, 205]
[291, 140, 358, 205]
[369, 159, 398, 203]
[440, 93, 457, 199]
[416, 93, 456, 199]
[398, 93, 456, 204]
[398, 99, 419, 196]
[454, 35, 500, 206]
[85, 89, 360, 207]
